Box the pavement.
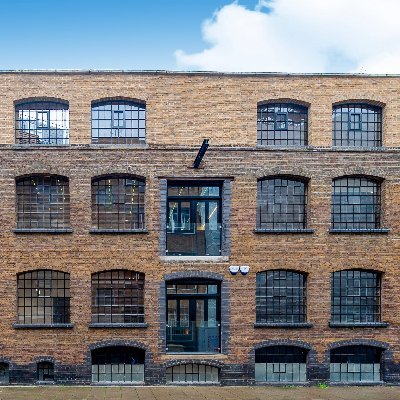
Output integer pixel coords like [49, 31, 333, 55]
[0, 386, 399, 400]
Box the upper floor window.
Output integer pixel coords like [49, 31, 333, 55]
[331, 270, 381, 324]
[91, 270, 145, 324]
[331, 176, 381, 230]
[17, 270, 70, 325]
[91, 100, 146, 144]
[257, 177, 307, 231]
[332, 103, 382, 147]
[166, 183, 222, 256]
[91, 175, 145, 231]
[257, 103, 308, 146]
[256, 270, 307, 324]
[15, 100, 69, 145]
[16, 175, 70, 230]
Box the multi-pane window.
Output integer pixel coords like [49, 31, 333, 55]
[16, 175, 70, 230]
[37, 362, 54, 382]
[91, 346, 144, 383]
[15, 101, 69, 145]
[257, 178, 307, 230]
[332, 104, 382, 147]
[256, 270, 307, 324]
[331, 177, 381, 230]
[166, 364, 219, 383]
[257, 103, 308, 146]
[330, 346, 382, 382]
[0, 364, 9, 384]
[91, 100, 146, 144]
[331, 270, 381, 324]
[91, 175, 145, 230]
[17, 270, 70, 325]
[91, 270, 145, 324]
[255, 346, 307, 382]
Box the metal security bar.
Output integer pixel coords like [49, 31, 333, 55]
[257, 103, 308, 146]
[15, 101, 69, 145]
[330, 346, 382, 382]
[257, 178, 307, 230]
[256, 270, 307, 324]
[91, 270, 145, 324]
[91, 176, 145, 230]
[17, 270, 70, 325]
[37, 362, 54, 381]
[166, 364, 219, 383]
[16, 175, 70, 229]
[91, 100, 146, 144]
[331, 177, 381, 230]
[332, 103, 382, 147]
[331, 270, 381, 323]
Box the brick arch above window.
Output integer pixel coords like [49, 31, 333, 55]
[257, 98, 311, 108]
[332, 99, 386, 108]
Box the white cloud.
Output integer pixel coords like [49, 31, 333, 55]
[175, 0, 400, 73]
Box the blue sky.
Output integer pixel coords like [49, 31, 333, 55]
[1, 0, 399, 73]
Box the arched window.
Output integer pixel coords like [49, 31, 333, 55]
[91, 346, 144, 383]
[37, 361, 54, 382]
[332, 103, 382, 147]
[330, 345, 382, 382]
[91, 175, 145, 231]
[16, 175, 70, 230]
[331, 176, 381, 230]
[256, 270, 307, 324]
[257, 103, 308, 146]
[17, 270, 70, 325]
[255, 346, 308, 382]
[91, 100, 146, 144]
[331, 270, 381, 324]
[0, 363, 9, 384]
[257, 177, 307, 230]
[166, 363, 219, 383]
[15, 100, 69, 145]
[91, 270, 145, 324]
[166, 279, 221, 353]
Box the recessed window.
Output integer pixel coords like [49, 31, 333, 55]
[255, 346, 307, 382]
[257, 103, 308, 146]
[166, 279, 220, 353]
[91, 100, 146, 144]
[331, 270, 381, 324]
[91, 346, 144, 383]
[166, 182, 222, 256]
[91, 175, 145, 231]
[17, 270, 70, 325]
[15, 100, 69, 145]
[91, 270, 145, 324]
[331, 177, 381, 230]
[37, 362, 54, 382]
[332, 103, 382, 147]
[16, 175, 70, 230]
[166, 364, 219, 383]
[330, 346, 382, 382]
[257, 177, 307, 230]
[0, 363, 9, 384]
[256, 270, 307, 324]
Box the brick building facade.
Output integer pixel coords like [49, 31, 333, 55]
[0, 71, 399, 385]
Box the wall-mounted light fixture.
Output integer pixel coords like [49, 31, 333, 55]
[229, 266, 240, 275]
[229, 265, 250, 276]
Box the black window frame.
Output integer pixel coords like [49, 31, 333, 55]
[166, 363, 220, 383]
[332, 103, 382, 147]
[37, 361, 55, 382]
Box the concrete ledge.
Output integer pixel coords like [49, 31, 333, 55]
[254, 229, 315, 234]
[88, 323, 148, 329]
[13, 228, 73, 234]
[89, 228, 148, 234]
[13, 323, 74, 329]
[329, 322, 389, 328]
[160, 256, 229, 263]
[254, 322, 313, 329]
[329, 228, 390, 234]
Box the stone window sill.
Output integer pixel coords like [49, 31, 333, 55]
[13, 323, 74, 329]
[160, 256, 229, 263]
[13, 228, 73, 234]
[254, 229, 314, 234]
[254, 322, 313, 329]
[329, 322, 389, 328]
[89, 228, 148, 234]
[88, 323, 148, 329]
[329, 228, 389, 234]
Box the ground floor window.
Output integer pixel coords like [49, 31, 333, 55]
[330, 345, 382, 383]
[37, 361, 54, 382]
[91, 346, 145, 383]
[255, 346, 307, 382]
[166, 363, 219, 383]
[0, 363, 9, 384]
